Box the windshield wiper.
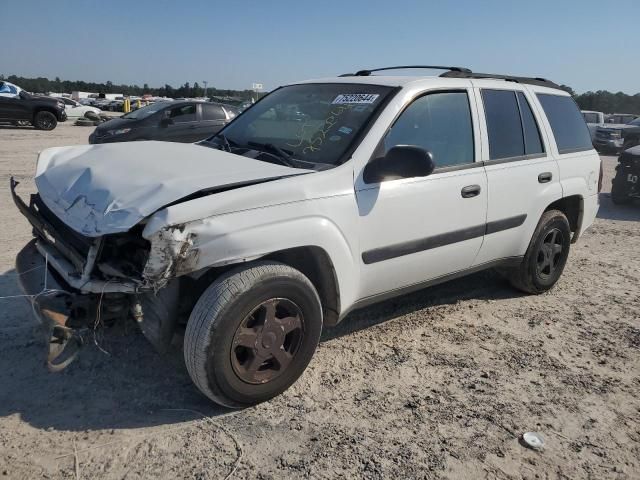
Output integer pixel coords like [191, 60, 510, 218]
[210, 132, 235, 152]
[247, 141, 296, 168]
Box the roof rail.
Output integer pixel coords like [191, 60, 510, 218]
[341, 65, 472, 77]
[440, 70, 561, 89]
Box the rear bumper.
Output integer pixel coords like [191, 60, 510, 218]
[58, 110, 67, 122]
[577, 193, 599, 240]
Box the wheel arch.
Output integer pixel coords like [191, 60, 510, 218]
[544, 194, 583, 243]
[262, 246, 341, 326]
[186, 246, 341, 327]
[32, 107, 59, 122]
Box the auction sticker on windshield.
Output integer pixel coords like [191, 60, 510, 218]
[332, 93, 380, 104]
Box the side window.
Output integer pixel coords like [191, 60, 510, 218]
[537, 94, 592, 154]
[167, 104, 197, 123]
[383, 91, 474, 168]
[516, 92, 544, 155]
[202, 104, 226, 120]
[482, 89, 524, 160]
[0, 83, 17, 95]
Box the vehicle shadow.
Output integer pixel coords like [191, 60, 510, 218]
[0, 265, 520, 432]
[0, 268, 228, 433]
[597, 193, 640, 221]
[0, 124, 33, 130]
[323, 268, 521, 342]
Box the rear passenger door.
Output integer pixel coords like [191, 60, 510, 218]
[199, 103, 228, 140]
[472, 83, 562, 265]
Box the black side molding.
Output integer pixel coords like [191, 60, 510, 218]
[485, 214, 527, 235]
[362, 214, 527, 264]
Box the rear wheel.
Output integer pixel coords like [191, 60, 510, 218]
[33, 111, 57, 130]
[506, 210, 571, 294]
[184, 261, 323, 408]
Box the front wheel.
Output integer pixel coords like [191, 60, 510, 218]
[506, 210, 571, 294]
[184, 261, 323, 408]
[33, 111, 57, 130]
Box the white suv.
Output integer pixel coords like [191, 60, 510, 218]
[13, 66, 601, 407]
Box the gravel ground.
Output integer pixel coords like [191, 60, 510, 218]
[0, 122, 639, 479]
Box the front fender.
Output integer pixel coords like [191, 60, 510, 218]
[142, 199, 360, 311]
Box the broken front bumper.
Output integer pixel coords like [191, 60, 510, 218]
[16, 239, 84, 371]
[10, 177, 139, 294]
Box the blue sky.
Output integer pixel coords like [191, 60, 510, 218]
[1, 0, 637, 94]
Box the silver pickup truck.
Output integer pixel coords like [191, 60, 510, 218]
[581, 110, 605, 142]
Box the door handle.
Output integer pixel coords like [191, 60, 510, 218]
[188, 125, 197, 129]
[461, 184, 481, 198]
[538, 172, 552, 183]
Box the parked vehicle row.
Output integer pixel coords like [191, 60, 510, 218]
[89, 101, 238, 144]
[594, 117, 640, 153]
[59, 97, 101, 118]
[13, 66, 601, 407]
[0, 81, 67, 130]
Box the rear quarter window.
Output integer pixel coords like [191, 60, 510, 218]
[537, 94, 592, 154]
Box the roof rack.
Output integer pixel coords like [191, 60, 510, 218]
[340, 65, 472, 77]
[339, 66, 561, 89]
[440, 70, 561, 89]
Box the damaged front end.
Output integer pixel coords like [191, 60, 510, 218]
[11, 178, 192, 370]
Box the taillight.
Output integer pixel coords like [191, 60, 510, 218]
[598, 159, 603, 193]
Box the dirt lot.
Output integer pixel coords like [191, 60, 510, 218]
[0, 122, 639, 479]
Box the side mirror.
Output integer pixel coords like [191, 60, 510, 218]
[363, 145, 435, 184]
[160, 117, 174, 127]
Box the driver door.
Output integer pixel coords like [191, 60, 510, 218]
[159, 103, 199, 142]
[355, 88, 488, 299]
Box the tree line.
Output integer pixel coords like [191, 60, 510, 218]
[2, 74, 640, 114]
[0, 74, 256, 101]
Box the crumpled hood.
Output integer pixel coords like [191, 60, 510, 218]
[35, 141, 311, 237]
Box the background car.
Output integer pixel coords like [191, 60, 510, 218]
[582, 110, 605, 142]
[89, 100, 235, 144]
[605, 113, 637, 124]
[60, 97, 101, 118]
[611, 145, 640, 204]
[0, 82, 66, 129]
[595, 116, 640, 153]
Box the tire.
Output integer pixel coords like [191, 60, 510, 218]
[33, 111, 57, 130]
[74, 118, 95, 127]
[506, 210, 571, 294]
[84, 111, 100, 121]
[611, 168, 632, 205]
[184, 261, 323, 408]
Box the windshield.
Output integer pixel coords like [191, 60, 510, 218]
[122, 101, 170, 120]
[206, 83, 394, 167]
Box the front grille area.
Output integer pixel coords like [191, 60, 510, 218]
[32, 194, 94, 257]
